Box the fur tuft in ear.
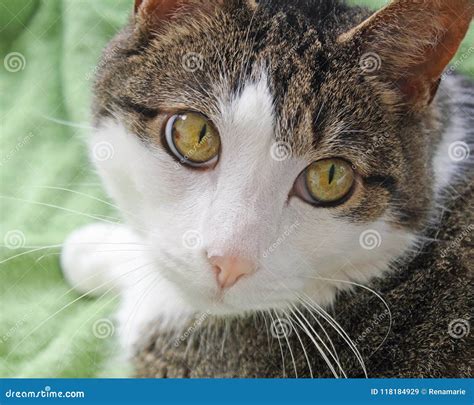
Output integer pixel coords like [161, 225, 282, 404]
[340, 0, 473, 108]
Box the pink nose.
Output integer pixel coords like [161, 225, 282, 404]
[209, 256, 256, 289]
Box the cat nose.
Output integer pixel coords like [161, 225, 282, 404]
[209, 256, 256, 289]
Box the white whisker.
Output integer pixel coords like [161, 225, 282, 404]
[42, 115, 96, 130]
[285, 308, 314, 378]
[0, 195, 122, 224]
[290, 303, 344, 378]
[303, 272, 393, 357]
[272, 309, 298, 378]
[300, 293, 367, 377]
[267, 309, 287, 378]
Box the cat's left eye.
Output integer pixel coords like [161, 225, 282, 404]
[164, 112, 221, 168]
[294, 159, 355, 206]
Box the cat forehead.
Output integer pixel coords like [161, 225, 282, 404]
[153, 36, 327, 156]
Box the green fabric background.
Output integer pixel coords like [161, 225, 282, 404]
[0, 0, 473, 378]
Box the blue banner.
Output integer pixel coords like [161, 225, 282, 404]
[0, 379, 472, 404]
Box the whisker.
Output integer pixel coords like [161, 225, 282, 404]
[42, 115, 97, 130]
[259, 264, 347, 377]
[272, 309, 298, 378]
[0, 245, 63, 265]
[300, 293, 367, 377]
[0, 242, 151, 266]
[0, 195, 122, 224]
[260, 310, 272, 355]
[289, 303, 343, 378]
[284, 308, 314, 378]
[34, 186, 141, 223]
[303, 272, 393, 357]
[267, 309, 287, 378]
[296, 296, 340, 364]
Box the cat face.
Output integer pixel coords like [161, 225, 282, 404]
[91, 0, 472, 314]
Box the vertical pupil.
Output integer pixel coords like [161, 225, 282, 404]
[328, 164, 336, 184]
[198, 123, 207, 144]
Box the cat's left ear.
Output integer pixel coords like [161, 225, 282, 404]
[339, 0, 473, 109]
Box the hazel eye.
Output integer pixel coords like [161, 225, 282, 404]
[295, 159, 355, 206]
[164, 112, 221, 167]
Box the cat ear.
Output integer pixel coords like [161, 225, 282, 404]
[134, 0, 190, 24]
[133, 0, 239, 25]
[134, 0, 257, 25]
[339, 0, 473, 108]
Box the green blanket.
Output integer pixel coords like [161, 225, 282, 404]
[1, 0, 473, 378]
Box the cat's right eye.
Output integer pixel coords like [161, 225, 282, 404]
[164, 112, 221, 168]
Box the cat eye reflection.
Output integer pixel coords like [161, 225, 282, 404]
[296, 159, 355, 206]
[164, 112, 221, 167]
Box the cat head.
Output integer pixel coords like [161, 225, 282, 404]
[91, 0, 472, 314]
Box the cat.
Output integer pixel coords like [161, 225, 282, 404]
[61, 0, 474, 378]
